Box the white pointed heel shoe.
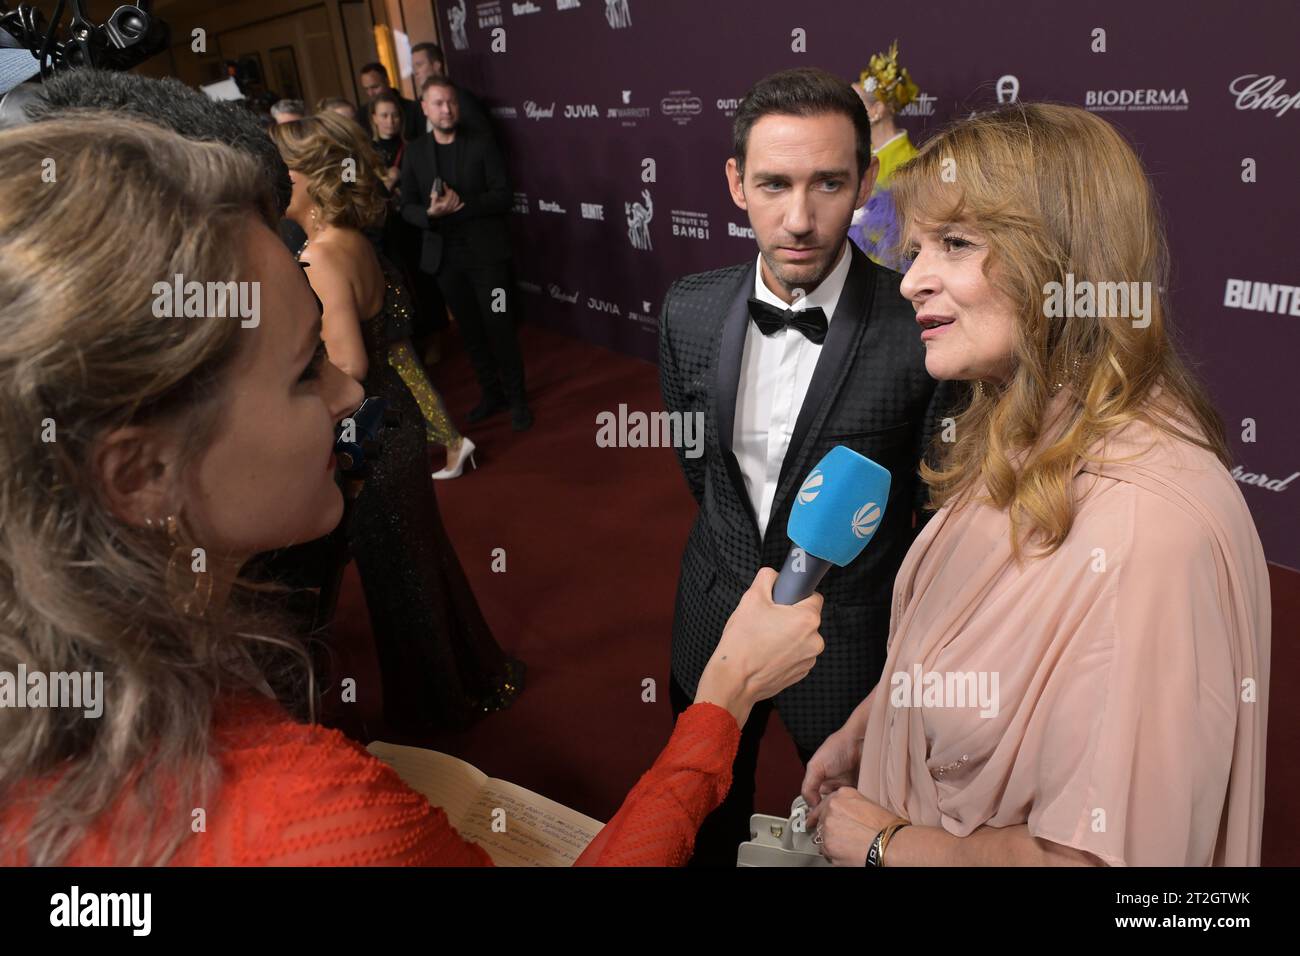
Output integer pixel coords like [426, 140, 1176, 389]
[432, 437, 477, 480]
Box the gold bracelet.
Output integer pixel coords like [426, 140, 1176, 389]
[877, 821, 911, 867]
[865, 817, 909, 867]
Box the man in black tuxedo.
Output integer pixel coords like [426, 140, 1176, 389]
[400, 76, 530, 429]
[659, 67, 960, 865]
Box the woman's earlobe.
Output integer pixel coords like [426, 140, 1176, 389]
[91, 426, 177, 529]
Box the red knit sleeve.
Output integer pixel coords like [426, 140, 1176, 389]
[575, 702, 741, 867]
[188, 701, 494, 867]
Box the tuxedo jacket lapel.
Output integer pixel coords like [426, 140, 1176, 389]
[773, 244, 877, 504]
[715, 260, 759, 536]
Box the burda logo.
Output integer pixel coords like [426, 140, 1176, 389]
[728, 222, 755, 239]
[523, 100, 555, 119]
[512, 1, 541, 14]
[538, 199, 566, 214]
[1229, 74, 1300, 117]
[1084, 87, 1189, 111]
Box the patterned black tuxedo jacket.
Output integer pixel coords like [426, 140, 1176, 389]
[659, 242, 962, 751]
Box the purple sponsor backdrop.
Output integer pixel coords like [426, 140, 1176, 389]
[438, 0, 1300, 569]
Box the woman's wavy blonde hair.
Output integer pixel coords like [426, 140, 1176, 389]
[0, 115, 310, 865]
[270, 111, 388, 229]
[893, 102, 1230, 559]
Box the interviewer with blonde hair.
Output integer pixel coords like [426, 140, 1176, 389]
[803, 103, 1269, 867]
[0, 115, 826, 866]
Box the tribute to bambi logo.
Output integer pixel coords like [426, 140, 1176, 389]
[605, 0, 631, 29]
[626, 188, 653, 250]
[151, 275, 261, 328]
[448, 0, 469, 50]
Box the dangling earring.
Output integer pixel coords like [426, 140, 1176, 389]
[156, 513, 212, 618]
[974, 380, 986, 398]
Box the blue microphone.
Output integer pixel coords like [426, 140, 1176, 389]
[771, 446, 892, 605]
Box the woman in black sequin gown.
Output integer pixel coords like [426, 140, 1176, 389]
[272, 114, 522, 732]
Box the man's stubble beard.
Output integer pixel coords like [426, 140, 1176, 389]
[759, 241, 840, 299]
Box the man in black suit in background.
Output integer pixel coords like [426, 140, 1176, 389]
[410, 42, 494, 142]
[659, 67, 960, 865]
[401, 76, 531, 429]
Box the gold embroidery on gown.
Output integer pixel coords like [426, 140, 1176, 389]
[382, 278, 461, 447]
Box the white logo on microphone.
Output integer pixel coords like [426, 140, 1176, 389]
[852, 502, 882, 538]
[798, 470, 824, 504]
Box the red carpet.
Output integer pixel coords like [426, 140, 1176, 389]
[324, 321, 1300, 864]
[324, 321, 808, 826]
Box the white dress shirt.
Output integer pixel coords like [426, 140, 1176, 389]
[733, 239, 852, 539]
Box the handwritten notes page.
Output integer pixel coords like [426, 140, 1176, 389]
[367, 741, 603, 866]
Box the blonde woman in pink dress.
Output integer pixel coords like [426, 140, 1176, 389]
[803, 103, 1270, 867]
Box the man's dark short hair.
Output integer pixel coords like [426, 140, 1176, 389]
[732, 67, 872, 182]
[25, 68, 293, 215]
[411, 42, 444, 69]
[419, 75, 456, 99]
[359, 61, 388, 82]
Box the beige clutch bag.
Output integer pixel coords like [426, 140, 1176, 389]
[736, 796, 831, 867]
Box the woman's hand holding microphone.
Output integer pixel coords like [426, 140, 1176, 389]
[693, 567, 825, 729]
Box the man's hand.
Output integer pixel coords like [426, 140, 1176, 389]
[427, 185, 464, 218]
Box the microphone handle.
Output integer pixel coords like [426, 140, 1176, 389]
[771, 547, 834, 605]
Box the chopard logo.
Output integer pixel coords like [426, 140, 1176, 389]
[523, 100, 555, 119]
[1229, 74, 1300, 117]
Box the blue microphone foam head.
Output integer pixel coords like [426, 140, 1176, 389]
[787, 445, 892, 566]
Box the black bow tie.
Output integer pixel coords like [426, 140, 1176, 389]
[747, 297, 829, 345]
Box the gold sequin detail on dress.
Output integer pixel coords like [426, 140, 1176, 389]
[383, 278, 460, 447]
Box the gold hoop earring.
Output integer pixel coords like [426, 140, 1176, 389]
[161, 513, 212, 618]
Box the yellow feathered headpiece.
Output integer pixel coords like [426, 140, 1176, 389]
[859, 40, 919, 113]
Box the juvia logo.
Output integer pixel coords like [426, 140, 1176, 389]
[798, 469, 824, 504]
[852, 502, 882, 538]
